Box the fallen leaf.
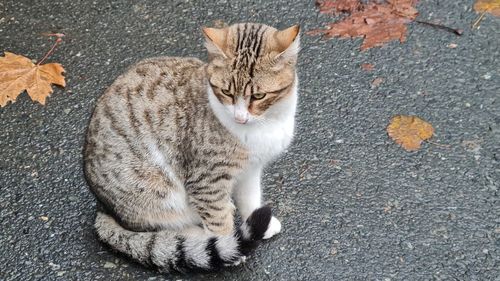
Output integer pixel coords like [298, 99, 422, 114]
[387, 115, 434, 151]
[316, 0, 361, 15]
[0, 52, 65, 107]
[383, 205, 393, 213]
[361, 63, 375, 71]
[371, 77, 384, 88]
[330, 246, 338, 256]
[309, 0, 419, 51]
[474, 0, 500, 16]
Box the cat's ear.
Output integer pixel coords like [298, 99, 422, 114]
[274, 25, 300, 61]
[202, 27, 228, 59]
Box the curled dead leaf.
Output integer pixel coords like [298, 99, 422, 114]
[387, 115, 434, 151]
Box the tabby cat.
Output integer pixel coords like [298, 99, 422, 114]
[83, 22, 300, 272]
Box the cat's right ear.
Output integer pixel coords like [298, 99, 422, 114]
[274, 25, 300, 61]
[202, 27, 228, 59]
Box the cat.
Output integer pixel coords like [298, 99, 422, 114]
[83, 22, 300, 272]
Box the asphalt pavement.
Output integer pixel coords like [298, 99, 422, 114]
[0, 0, 499, 280]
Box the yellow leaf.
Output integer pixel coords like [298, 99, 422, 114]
[474, 0, 500, 16]
[0, 52, 65, 107]
[387, 115, 434, 151]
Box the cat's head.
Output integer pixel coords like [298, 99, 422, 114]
[204, 23, 300, 125]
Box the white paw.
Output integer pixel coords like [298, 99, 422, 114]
[263, 216, 281, 240]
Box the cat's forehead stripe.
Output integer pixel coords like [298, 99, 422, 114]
[230, 23, 268, 95]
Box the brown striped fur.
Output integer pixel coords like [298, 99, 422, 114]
[83, 22, 300, 272]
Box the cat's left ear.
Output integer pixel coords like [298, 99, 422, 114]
[274, 25, 300, 61]
[202, 27, 228, 59]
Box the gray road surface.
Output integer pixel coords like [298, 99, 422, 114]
[0, 0, 499, 280]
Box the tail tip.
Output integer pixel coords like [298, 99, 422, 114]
[245, 205, 273, 241]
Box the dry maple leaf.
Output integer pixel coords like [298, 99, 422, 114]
[361, 63, 375, 71]
[387, 115, 434, 151]
[371, 77, 384, 88]
[474, 0, 500, 16]
[316, 0, 361, 15]
[310, 0, 419, 51]
[0, 52, 65, 107]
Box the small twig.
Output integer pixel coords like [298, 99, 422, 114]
[427, 140, 451, 148]
[471, 12, 486, 29]
[298, 162, 310, 180]
[41, 33, 65, 38]
[415, 20, 463, 36]
[37, 33, 65, 65]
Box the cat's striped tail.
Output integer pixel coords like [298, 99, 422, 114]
[94, 206, 272, 273]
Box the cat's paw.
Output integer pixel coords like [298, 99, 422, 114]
[263, 216, 281, 239]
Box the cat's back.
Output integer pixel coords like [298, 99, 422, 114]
[87, 56, 207, 138]
[101, 56, 205, 103]
[85, 56, 209, 172]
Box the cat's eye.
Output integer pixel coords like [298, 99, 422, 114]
[252, 93, 266, 100]
[221, 89, 232, 97]
[209, 81, 232, 98]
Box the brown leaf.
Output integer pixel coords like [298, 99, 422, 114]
[371, 77, 384, 88]
[0, 52, 65, 107]
[474, 0, 500, 16]
[387, 115, 434, 151]
[361, 63, 375, 71]
[310, 0, 419, 51]
[316, 0, 361, 15]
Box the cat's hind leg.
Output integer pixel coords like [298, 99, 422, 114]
[186, 174, 237, 236]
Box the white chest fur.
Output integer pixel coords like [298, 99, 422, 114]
[208, 83, 298, 166]
[236, 114, 295, 164]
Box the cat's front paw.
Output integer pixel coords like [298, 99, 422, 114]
[263, 216, 281, 239]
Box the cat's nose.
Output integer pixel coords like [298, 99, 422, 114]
[233, 97, 249, 124]
[235, 116, 248, 124]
